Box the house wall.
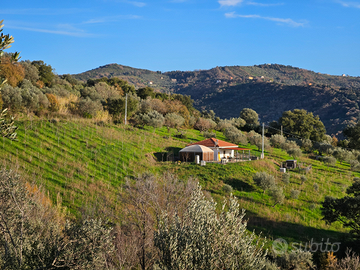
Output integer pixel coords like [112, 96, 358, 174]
[180, 152, 214, 162]
[213, 148, 234, 161]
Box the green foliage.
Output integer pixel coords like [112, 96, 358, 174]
[201, 109, 216, 121]
[0, 20, 15, 54]
[322, 178, 360, 239]
[154, 183, 269, 270]
[164, 112, 184, 129]
[270, 134, 286, 148]
[222, 183, 233, 193]
[19, 79, 48, 111]
[300, 175, 307, 185]
[224, 125, 247, 145]
[333, 148, 353, 164]
[137, 86, 155, 99]
[0, 20, 20, 89]
[0, 169, 113, 269]
[60, 73, 80, 86]
[194, 117, 213, 132]
[313, 183, 319, 192]
[279, 109, 326, 142]
[31, 60, 55, 87]
[77, 97, 103, 118]
[282, 173, 290, 185]
[290, 189, 301, 199]
[253, 172, 276, 193]
[106, 94, 139, 120]
[323, 156, 336, 167]
[273, 250, 315, 270]
[281, 140, 300, 151]
[300, 138, 313, 151]
[72, 62, 360, 136]
[287, 148, 302, 159]
[248, 130, 270, 151]
[86, 76, 136, 95]
[45, 93, 59, 112]
[309, 203, 316, 211]
[171, 94, 195, 113]
[216, 119, 233, 131]
[269, 186, 285, 206]
[240, 107, 259, 126]
[231, 117, 246, 129]
[349, 160, 360, 171]
[146, 110, 165, 131]
[343, 121, 360, 150]
[335, 249, 360, 269]
[0, 108, 17, 140]
[203, 130, 216, 138]
[318, 143, 335, 156]
[135, 110, 165, 131]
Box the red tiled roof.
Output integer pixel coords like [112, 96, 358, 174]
[187, 138, 239, 148]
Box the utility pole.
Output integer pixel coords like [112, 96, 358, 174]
[281, 125, 283, 136]
[261, 122, 265, 159]
[125, 93, 128, 125]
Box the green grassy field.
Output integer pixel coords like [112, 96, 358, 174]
[2, 118, 358, 248]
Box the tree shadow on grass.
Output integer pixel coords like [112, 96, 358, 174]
[154, 147, 182, 162]
[165, 147, 182, 156]
[243, 209, 356, 255]
[225, 178, 255, 192]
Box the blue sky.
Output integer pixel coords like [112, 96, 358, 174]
[1, 0, 360, 76]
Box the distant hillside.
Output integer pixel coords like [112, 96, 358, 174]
[74, 64, 360, 136]
[74, 64, 175, 92]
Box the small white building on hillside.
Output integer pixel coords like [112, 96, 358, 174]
[186, 138, 250, 162]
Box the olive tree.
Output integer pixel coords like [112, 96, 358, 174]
[0, 169, 114, 270]
[253, 172, 276, 193]
[248, 130, 270, 151]
[333, 148, 353, 164]
[270, 134, 286, 148]
[0, 20, 19, 140]
[224, 125, 248, 145]
[154, 183, 271, 270]
[269, 186, 285, 206]
[323, 156, 336, 167]
[165, 112, 184, 131]
[146, 110, 165, 132]
[287, 148, 302, 159]
[0, 108, 17, 140]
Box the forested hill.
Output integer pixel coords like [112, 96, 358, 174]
[74, 64, 360, 135]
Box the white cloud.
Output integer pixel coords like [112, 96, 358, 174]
[218, 0, 283, 7]
[6, 24, 94, 37]
[105, 0, 146, 7]
[126, 1, 146, 7]
[247, 2, 284, 7]
[218, 0, 244, 7]
[335, 0, 360, 8]
[225, 12, 307, 27]
[0, 8, 89, 15]
[83, 15, 142, 24]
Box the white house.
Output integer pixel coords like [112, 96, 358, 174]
[186, 138, 249, 162]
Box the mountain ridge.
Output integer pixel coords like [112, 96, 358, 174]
[73, 63, 360, 136]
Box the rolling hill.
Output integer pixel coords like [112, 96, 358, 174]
[73, 63, 360, 136]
